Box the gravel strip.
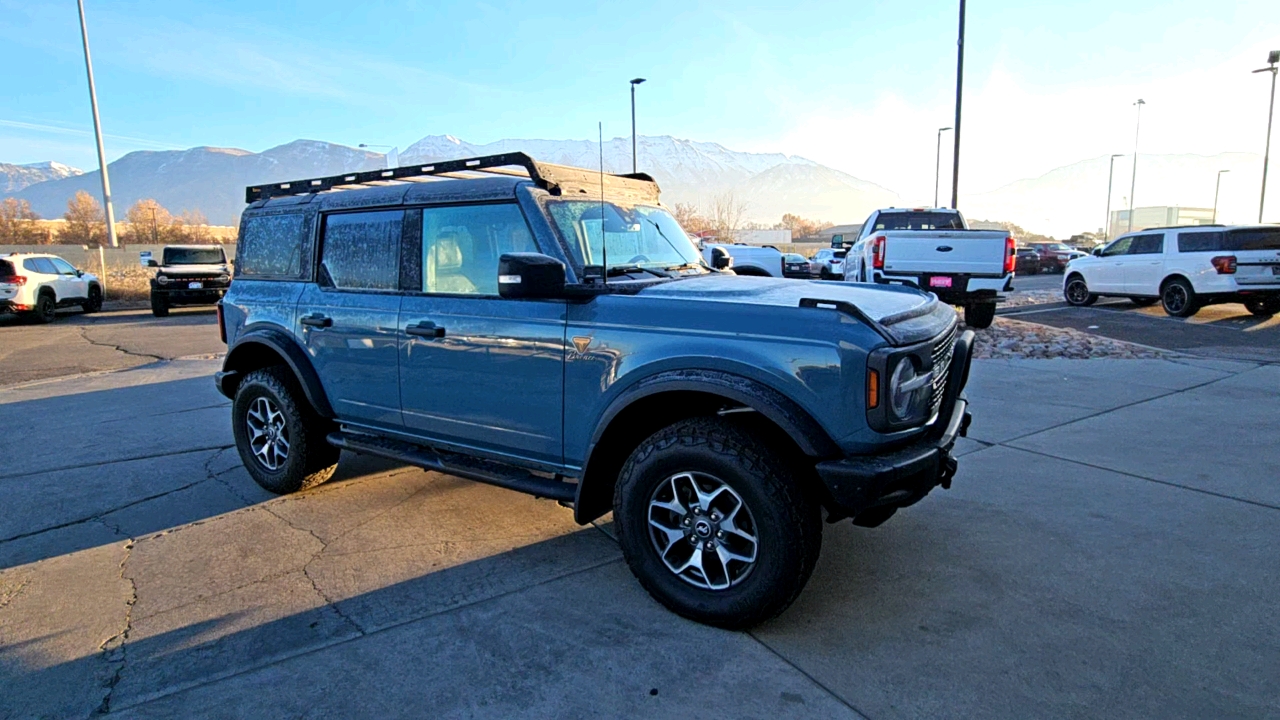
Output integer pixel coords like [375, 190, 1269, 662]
[1002, 288, 1062, 307]
[965, 316, 1168, 360]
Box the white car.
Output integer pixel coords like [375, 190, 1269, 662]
[1063, 225, 1280, 317]
[810, 248, 846, 279]
[0, 252, 103, 323]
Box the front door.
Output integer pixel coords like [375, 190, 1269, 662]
[297, 209, 405, 429]
[48, 257, 89, 301]
[1092, 236, 1133, 292]
[398, 203, 566, 467]
[1122, 233, 1166, 296]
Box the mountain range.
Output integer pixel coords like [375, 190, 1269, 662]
[1, 161, 83, 194]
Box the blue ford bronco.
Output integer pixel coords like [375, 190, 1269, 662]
[216, 154, 974, 628]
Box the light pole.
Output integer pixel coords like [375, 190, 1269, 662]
[76, 0, 118, 248]
[1104, 154, 1123, 240]
[1252, 50, 1278, 223]
[1212, 169, 1230, 223]
[359, 143, 397, 169]
[950, 0, 966, 209]
[630, 78, 646, 174]
[935, 127, 952, 207]
[1127, 99, 1145, 232]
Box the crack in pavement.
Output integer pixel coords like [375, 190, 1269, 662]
[0, 446, 233, 483]
[93, 539, 137, 717]
[76, 326, 165, 363]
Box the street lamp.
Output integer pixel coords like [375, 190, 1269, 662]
[1212, 169, 1230, 224]
[1252, 50, 1278, 223]
[935, 127, 952, 208]
[950, 0, 966, 209]
[1127, 99, 1145, 232]
[630, 78, 646, 174]
[76, 0, 118, 248]
[1104, 154, 1123, 240]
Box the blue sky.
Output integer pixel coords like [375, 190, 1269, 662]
[2, 0, 1278, 200]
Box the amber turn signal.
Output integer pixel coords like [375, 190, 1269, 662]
[868, 368, 880, 409]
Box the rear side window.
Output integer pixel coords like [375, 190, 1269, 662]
[1178, 231, 1224, 253]
[237, 213, 309, 278]
[23, 258, 58, 274]
[319, 210, 403, 291]
[1225, 228, 1280, 251]
[1127, 234, 1164, 255]
[0, 260, 14, 277]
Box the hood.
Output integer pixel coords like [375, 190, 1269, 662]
[636, 274, 954, 345]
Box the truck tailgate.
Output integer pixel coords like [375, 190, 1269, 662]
[882, 231, 1008, 276]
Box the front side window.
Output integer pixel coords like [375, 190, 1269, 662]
[547, 201, 703, 273]
[1127, 234, 1165, 255]
[421, 203, 536, 295]
[238, 213, 308, 278]
[319, 210, 403, 291]
[49, 257, 78, 275]
[1101, 237, 1133, 257]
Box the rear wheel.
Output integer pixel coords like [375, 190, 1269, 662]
[1160, 278, 1199, 318]
[1243, 297, 1280, 317]
[231, 366, 339, 494]
[30, 293, 56, 323]
[963, 302, 996, 329]
[613, 417, 821, 629]
[1064, 275, 1097, 307]
[82, 284, 103, 314]
[150, 293, 169, 317]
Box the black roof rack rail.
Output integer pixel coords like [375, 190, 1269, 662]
[1132, 224, 1226, 232]
[245, 152, 660, 204]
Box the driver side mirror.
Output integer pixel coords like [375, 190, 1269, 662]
[75, 269, 84, 277]
[710, 246, 733, 270]
[498, 253, 566, 299]
[1091, 247, 1102, 256]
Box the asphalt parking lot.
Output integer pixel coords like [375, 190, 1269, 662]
[1, 309, 1277, 718]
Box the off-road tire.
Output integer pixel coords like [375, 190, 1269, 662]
[31, 293, 56, 324]
[82, 284, 103, 314]
[613, 417, 822, 629]
[150, 293, 169, 318]
[1129, 297, 1158, 307]
[231, 366, 339, 494]
[963, 302, 996, 329]
[1064, 274, 1097, 307]
[1161, 277, 1199, 318]
[1244, 297, 1280, 317]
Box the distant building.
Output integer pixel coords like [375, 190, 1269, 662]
[814, 224, 862, 246]
[724, 229, 792, 246]
[1109, 206, 1215, 239]
[968, 220, 1006, 231]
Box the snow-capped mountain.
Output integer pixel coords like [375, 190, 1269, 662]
[1, 161, 82, 194]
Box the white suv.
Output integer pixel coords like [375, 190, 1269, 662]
[1063, 225, 1280, 318]
[0, 252, 103, 323]
[810, 248, 846, 279]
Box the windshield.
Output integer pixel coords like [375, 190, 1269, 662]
[547, 201, 704, 273]
[873, 212, 965, 231]
[164, 247, 225, 265]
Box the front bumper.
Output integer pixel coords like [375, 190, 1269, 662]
[815, 329, 975, 525]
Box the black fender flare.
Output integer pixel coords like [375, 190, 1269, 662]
[218, 325, 334, 417]
[573, 369, 842, 523]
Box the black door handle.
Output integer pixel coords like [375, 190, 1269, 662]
[406, 321, 445, 338]
[300, 313, 332, 328]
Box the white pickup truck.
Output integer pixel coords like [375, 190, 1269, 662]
[842, 208, 1014, 328]
[699, 242, 785, 278]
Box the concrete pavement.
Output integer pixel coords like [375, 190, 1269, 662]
[0, 351, 1277, 717]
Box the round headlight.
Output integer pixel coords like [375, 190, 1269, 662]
[156, 274, 170, 284]
[888, 358, 918, 418]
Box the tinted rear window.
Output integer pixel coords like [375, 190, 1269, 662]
[165, 247, 225, 265]
[873, 212, 965, 231]
[319, 210, 403, 290]
[1179, 228, 1280, 252]
[0, 260, 13, 277]
[237, 213, 309, 278]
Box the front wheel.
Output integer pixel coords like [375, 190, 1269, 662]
[1244, 297, 1280, 317]
[1161, 278, 1199, 318]
[964, 302, 996, 329]
[1064, 275, 1097, 307]
[150, 293, 169, 317]
[82, 284, 103, 314]
[231, 366, 339, 494]
[613, 417, 821, 629]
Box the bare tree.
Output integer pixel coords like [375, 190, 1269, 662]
[708, 193, 748, 243]
[0, 198, 43, 243]
[124, 198, 174, 244]
[58, 190, 106, 245]
[174, 209, 214, 243]
[672, 202, 710, 234]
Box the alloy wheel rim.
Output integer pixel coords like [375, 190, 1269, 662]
[1067, 280, 1088, 304]
[245, 396, 289, 471]
[646, 471, 759, 591]
[1165, 285, 1186, 313]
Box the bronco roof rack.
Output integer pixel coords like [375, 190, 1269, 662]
[245, 152, 660, 204]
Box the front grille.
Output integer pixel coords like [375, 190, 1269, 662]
[929, 321, 957, 417]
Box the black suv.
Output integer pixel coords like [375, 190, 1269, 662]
[144, 245, 232, 317]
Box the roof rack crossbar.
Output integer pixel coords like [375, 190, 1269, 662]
[245, 152, 544, 203]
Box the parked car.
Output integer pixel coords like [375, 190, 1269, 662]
[1063, 225, 1280, 317]
[843, 208, 1014, 329]
[216, 153, 975, 629]
[782, 253, 811, 278]
[1015, 248, 1042, 275]
[698, 241, 784, 277]
[143, 245, 232, 317]
[1028, 242, 1076, 273]
[810, 247, 846, 279]
[0, 252, 102, 322]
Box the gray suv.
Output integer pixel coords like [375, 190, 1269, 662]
[215, 153, 974, 628]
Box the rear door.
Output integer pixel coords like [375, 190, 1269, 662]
[296, 209, 404, 429]
[1121, 233, 1166, 295]
[397, 202, 567, 467]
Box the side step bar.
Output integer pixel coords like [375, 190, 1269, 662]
[327, 431, 577, 503]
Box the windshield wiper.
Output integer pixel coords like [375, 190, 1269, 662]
[606, 265, 670, 279]
[663, 262, 708, 273]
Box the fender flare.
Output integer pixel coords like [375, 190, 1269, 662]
[219, 325, 334, 417]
